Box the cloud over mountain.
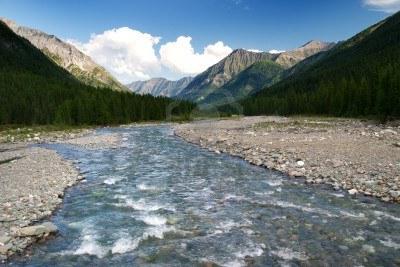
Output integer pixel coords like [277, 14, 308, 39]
[67, 27, 161, 83]
[68, 28, 232, 83]
[160, 36, 232, 75]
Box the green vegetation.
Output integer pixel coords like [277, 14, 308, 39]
[235, 11, 400, 120]
[0, 21, 195, 126]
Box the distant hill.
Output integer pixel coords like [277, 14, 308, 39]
[239, 12, 400, 119]
[0, 21, 194, 125]
[178, 41, 333, 104]
[1, 18, 128, 92]
[127, 77, 193, 97]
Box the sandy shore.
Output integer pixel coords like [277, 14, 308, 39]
[175, 116, 400, 203]
[0, 129, 121, 261]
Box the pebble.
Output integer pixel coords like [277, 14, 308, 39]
[348, 189, 358, 195]
[389, 190, 400, 198]
[362, 244, 376, 254]
[289, 170, 304, 177]
[0, 235, 11, 246]
[296, 160, 305, 167]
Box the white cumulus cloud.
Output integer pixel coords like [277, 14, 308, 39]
[364, 0, 400, 12]
[68, 28, 234, 82]
[67, 27, 161, 83]
[159, 36, 233, 75]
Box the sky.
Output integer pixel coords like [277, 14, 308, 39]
[0, 0, 399, 83]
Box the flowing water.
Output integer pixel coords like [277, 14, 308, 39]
[10, 126, 400, 266]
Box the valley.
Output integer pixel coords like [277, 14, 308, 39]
[0, 2, 399, 266]
[2, 123, 400, 266]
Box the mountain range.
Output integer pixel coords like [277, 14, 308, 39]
[176, 40, 334, 104]
[127, 77, 193, 97]
[238, 11, 400, 119]
[1, 11, 398, 124]
[0, 18, 127, 92]
[126, 41, 333, 105]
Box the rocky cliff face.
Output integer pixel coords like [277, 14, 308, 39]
[1, 18, 127, 91]
[127, 77, 193, 97]
[178, 49, 277, 102]
[178, 41, 334, 103]
[275, 40, 335, 68]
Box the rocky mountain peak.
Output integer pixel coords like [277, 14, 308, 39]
[0, 17, 127, 91]
[275, 40, 335, 68]
[127, 76, 193, 97]
[300, 40, 331, 49]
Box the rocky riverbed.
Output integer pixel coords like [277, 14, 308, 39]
[0, 129, 122, 261]
[60, 132, 121, 149]
[0, 144, 80, 261]
[175, 116, 400, 203]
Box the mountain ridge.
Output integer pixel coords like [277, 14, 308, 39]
[178, 40, 334, 104]
[0, 20, 195, 125]
[127, 77, 193, 97]
[0, 18, 128, 92]
[239, 11, 400, 118]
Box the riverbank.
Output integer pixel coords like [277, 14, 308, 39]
[0, 128, 122, 261]
[174, 116, 400, 203]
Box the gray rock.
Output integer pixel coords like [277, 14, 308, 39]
[381, 129, 397, 135]
[389, 190, 400, 198]
[0, 235, 11, 246]
[289, 170, 304, 177]
[362, 244, 375, 254]
[296, 160, 305, 167]
[18, 222, 57, 237]
[348, 189, 358, 195]
[0, 244, 12, 254]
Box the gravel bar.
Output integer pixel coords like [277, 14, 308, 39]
[175, 116, 400, 203]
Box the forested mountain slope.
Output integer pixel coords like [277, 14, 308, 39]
[1, 18, 128, 92]
[0, 21, 194, 125]
[240, 12, 400, 119]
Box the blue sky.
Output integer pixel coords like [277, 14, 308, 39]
[0, 0, 396, 82]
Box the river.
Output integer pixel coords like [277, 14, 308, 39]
[11, 126, 400, 266]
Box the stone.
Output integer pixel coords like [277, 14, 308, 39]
[296, 160, 305, 167]
[389, 190, 400, 198]
[394, 143, 400, 148]
[289, 170, 304, 177]
[357, 168, 365, 174]
[348, 189, 358, 195]
[381, 129, 397, 135]
[18, 222, 58, 237]
[0, 244, 12, 254]
[0, 235, 11, 246]
[332, 160, 343, 168]
[362, 244, 375, 254]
